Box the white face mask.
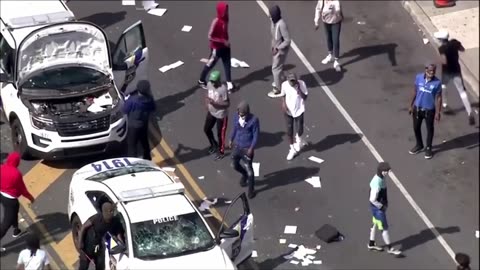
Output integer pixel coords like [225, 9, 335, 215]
[239, 115, 247, 127]
[382, 171, 389, 177]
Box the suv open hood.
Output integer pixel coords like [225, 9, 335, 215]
[16, 22, 111, 85]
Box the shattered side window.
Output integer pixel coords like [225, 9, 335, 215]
[131, 212, 215, 260]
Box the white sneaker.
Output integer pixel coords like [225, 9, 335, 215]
[293, 135, 304, 152]
[286, 146, 298, 160]
[0, 247, 5, 252]
[387, 247, 402, 256]
[227, 81, 234, 91]
[272, 82, 276, 88]
[321, 54, 333, 64]
[268, 89, 284, 98]
[333, 60, 341, 72]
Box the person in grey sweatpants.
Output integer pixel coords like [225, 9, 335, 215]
[268, 5, 291, 98]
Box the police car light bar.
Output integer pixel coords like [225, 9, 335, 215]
[120, 182, 185, 202]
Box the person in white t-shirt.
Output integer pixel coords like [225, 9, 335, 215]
[17, 234, 50, 270]
[281, 73, 308, 160]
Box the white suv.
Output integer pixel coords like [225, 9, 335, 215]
[0, 0, 149, 159]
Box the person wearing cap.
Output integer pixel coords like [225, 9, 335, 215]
[281, 73, 308, 160]
[455, 252, 471, 270]
[367, 162, 402, 256]
[228, 101, 260, 199]
[408, 63, 442, 159]
[435, 31, 475, 125]
[204, 70, 230, 160]
[123, 80, 156, 160]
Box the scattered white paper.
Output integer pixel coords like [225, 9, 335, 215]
[200, 58, 209, 63]
[290, 245, 317, 261]
[159, 61, 184, 73]
[284, 225, 297, 234]
[288, 244, 297, 248]
[19, 218, 25, 223]
[162, 167, 175, 172]
[295, 207, 300, 212]
[252, 250, 258, 258]
[147, 8, 167, 17]
[308, 156, 324, 164]
[305, 176, 321, 188]
[301, 261, 311, 266]
[199, 198, 218, 211]
[94, 93, 113, 107]
[87, 103, 104, 113]
[225, 200, 232, 204]
[476, 230, 479, 238]
[313, 260, 322, 265]
[306, 255, 316, 260]
[290, 260, 299, 265]
[231, 58, 250, 68]
[316, 245, 321, 250]
[357, 21, 366, 25]
[279, 239, 286, 244]
[423, 38, 429, 45]
[181, 25, 192, 32]
[252, 162, 260, 177]
[159, 65, 171, 73]
[122, 0, 136, 5]
[198, 176, 205, 180]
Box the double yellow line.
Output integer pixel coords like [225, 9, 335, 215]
[15, 124, 226, 269]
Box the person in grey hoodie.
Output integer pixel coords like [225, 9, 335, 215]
[315, 0, 343, 72]
[268, 5, 291, 98]
[123, 80, 156, 160]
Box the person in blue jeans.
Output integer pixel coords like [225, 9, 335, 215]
[228, 101, 259, 199]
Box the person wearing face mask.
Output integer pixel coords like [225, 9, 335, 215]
[408, 63, 442, 159]
[268, 5, 291, 98]
[228, 101, 260, 199]
[314, 0, 343, 72]
[281, 73, 308, 160]
[367, 162, 402, 256]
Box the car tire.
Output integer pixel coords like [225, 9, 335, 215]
[11, 118, 32, 160]
[71, 214, 82, 252]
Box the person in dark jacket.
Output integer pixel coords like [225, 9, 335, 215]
[0, 152, 35, 243]
[198, 1, 234, 92]
[228, 101, 259, 199]
[123, 80, 156, 160]
[455, 253, 471, 270]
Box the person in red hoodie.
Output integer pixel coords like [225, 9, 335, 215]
[198, 1, 234, 92]
[0, 152, 35, 244]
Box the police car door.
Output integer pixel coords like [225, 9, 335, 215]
[218, 193, 254, 265]
[105, 206, 130, 270]
[111, 21, 149, 95]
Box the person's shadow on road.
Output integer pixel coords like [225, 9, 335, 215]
[434, 132, 479, 154]
[341, 43, 398, 67]
[390, 226, 460, 253]
[233, 64, 296, 92]
[154, 85, 200, 121]
[255, 131, 286, 149]
[304, 133, 362, 153]
[300, 67, 346, 88]
[79, 11, 127, 29]
[256, 167, 319, 193]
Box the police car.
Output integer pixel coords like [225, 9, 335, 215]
[67, 157, 254, 269]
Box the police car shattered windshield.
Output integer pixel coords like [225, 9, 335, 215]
[131, 212, 215, 260]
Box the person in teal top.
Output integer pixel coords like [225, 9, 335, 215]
[368, 162, 401, 256]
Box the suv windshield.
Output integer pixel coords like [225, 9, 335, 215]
[131, 212, 215, 260]
[21, 66, 109, 90]
[86, 165, 160, 182]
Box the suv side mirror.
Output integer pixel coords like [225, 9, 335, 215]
[219, 228, 239, 239]
[0, 72, 12, 83]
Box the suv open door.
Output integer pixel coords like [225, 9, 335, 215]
[111, 21, 149, 95]
[218, 193, 254, 265]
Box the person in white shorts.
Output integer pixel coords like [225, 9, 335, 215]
[17, 234, 50, 270]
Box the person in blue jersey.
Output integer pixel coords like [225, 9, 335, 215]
[408, 63, 442, 159]
[367, 162, 402, 256]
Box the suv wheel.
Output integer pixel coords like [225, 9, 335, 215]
[71, 215, 82, 252]
[11, 119, 32, 159]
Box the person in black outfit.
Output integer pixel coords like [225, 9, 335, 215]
[77, 201, 125, 270]
[455, 252, 471, 270]
[123, 80, 156, 160]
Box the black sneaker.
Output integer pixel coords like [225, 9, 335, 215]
[468, 114, 475, 126]
[239, 177, 247, 187]
[409, 145, 424, 155]
[367, 243, 383, 251]
[424, 147, 433, 159]
[198, 80, 207, 90]
[208, 146, 217, 155]
[248, 190, 256, 199]
[12, 228, 23, 238]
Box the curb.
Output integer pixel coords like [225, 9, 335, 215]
[402, 0, 479, 99]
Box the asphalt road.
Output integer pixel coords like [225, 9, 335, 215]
[1, 1, 479, 269]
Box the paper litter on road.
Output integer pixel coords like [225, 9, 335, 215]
[301, 261, 311, 266]
[198, 176, 205, 180]
[162, 167, 175, 172]
[200, 58, 209, 63]
[423, 38, 429, 45]
[316, 245, 321, 250]
[476, 230, 479, 238]
[159, 61, 184, 73]
[231, 58, 250, 68]
[289, 260, 299, 265]
[306, 255, 316, 260]
[252, 250, 258, 258]
[295, 207, 300, 212]
[225, 200, 232, 204]
[305, 176, 321, 188]
[357, 21, 366, 25]
[308, 156, 324, 164]
[122, 0, 136, 5]
[252, 162, 260, 177]
[313, 260, 322, 265]
[279, 239, 286, 244]
[181, 25, 192, 32]
[284, 225, 297, 234]
[147, 8, 167, 16]
[288, 244, 297, 248]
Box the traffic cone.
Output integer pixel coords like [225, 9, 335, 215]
[434, 0, 456, 8]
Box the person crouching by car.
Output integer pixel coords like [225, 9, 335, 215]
[123, 80, 156, 160]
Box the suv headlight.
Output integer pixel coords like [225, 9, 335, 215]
[31, 116, 56, 131]
[110, 107, 124, 123]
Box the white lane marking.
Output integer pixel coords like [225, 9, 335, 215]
[255, 0, 456, 263]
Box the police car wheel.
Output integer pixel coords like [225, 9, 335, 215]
[71, 215, 82, 252]
[11, 119, 32, 159]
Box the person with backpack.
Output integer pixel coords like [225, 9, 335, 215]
[16, 234, 50, 270]
[314, 0, 343, 72]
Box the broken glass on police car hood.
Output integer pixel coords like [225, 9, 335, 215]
[16, 22, 111, 86]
